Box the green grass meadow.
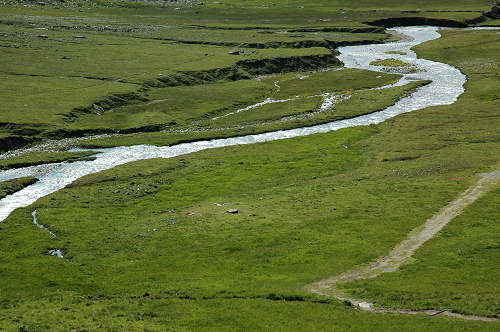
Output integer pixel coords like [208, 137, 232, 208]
[338, 28, 500, 317]
[0, 1, 499, 330]
[0, 177, 38, 199]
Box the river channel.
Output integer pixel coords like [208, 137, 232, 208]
[0, 26, 467, 222]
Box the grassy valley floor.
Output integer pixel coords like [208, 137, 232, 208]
[0, 1, 499, 331]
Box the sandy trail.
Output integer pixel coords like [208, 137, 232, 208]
[307, 171, 500, 321]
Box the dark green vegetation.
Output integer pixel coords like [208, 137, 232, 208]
[0, 0, 499, 330]
[339, 29, 500, 317]
[0, 176, 38, 199]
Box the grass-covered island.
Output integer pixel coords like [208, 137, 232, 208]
[0, 0, 499, 330]
[370, 58, 418, 72]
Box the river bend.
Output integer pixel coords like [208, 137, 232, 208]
[0, 26, 467, 222]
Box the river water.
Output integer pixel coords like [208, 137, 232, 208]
[0, 26, 467, 222]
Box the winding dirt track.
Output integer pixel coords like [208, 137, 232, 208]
[307, 171, 500, 321]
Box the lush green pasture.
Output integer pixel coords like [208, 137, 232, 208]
[1, 126, 452, 297]
[203, 0, 491, 12]
[69, 79, 273, 130]
[0, 176, 37, 199]
[0, 74, 139, 124]
[1, 26, 500, 325]
[0, 0, 491, 28]
[72, 69, 403, 132]
[3, 298, 499, 331]
[207, 81, 427, 129]
[0, 124, 491, 329]
[0, 25, 330, 81]
[210, 96, 324, 125]
[342, 188, 500, 317]
[0, 1, 499, 331]
[267, 68, 397, 99]
[0, 17, 403, 142]
[0, 13, 391, 45]
[477, 18, 500, 26]
[0, 21, 336, 145]
[338, 29, 500, 317]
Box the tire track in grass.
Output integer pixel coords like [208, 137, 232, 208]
[307, 171, 500, 321]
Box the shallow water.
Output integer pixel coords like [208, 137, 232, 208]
[0, 26, 468, 222]
[48, 249, 64, 259]
[31, 210, 56, 237]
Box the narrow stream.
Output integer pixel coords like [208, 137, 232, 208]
[31, 209, 56, 237]
[0, 26, 467, 222]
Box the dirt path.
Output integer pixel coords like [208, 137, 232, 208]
[144, 98, 168, 106]
[307, 170, 500, 321]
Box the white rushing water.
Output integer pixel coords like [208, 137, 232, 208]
[0, 26, 468, 222]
